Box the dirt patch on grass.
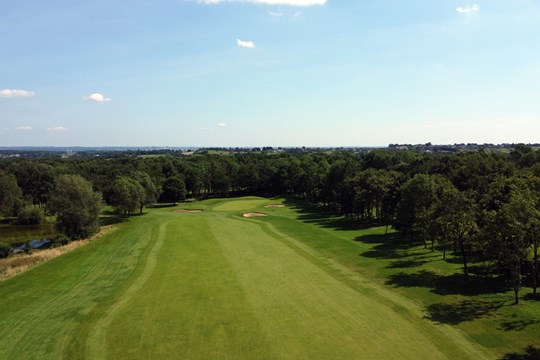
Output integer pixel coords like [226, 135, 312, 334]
[173, 209, 203, 213]
[265, 204, 286, 208]
[243, 212, 268, 218]
[0, 225, 117, 282]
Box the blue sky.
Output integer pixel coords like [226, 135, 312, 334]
[1, 0, 539, 147]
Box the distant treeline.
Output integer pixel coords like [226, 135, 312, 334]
[1, 145, 540, 303]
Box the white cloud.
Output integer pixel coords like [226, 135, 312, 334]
[237, 38, 255, 48]
[218, 122, 227, 127]
[47, 126, 68, 132]
[15, 126, 32, 131]
[85, 93, 111, 103]
[456, 4, 480, 15]
[198, 0, 326, 5]
[0, 89, 36, 98]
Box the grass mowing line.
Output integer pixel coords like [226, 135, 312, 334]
[104, 214, 274, 359]
[262, 217, 495, 359]
[219, 215, 493, 359]
[0, 222, 140, 359]
[85, 220, 169, 360]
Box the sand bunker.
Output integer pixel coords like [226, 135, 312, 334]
[173, 209, 203, 213]
[265, 204, 286, 208]
[243, 212, 268, 218]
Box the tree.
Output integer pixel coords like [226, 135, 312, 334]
[484, 191, 535, 304]
[431, 189, 478, 274]
[48, 175, 102, 240]
[395, 174, 454, 249]
[0, 170, 22, 217]
[17, 206, 44, 225]
[529, 217, 540, 298]
[8, 161, 56, 206]
[132, 171, 159, 214]
[109, 176, 145, 216]
[160, 175, 186, 204]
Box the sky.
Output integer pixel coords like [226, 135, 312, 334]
[1, 0, 540, 147]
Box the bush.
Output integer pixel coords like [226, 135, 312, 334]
[17, 206, 44, 225]
[0, 242, 12, 259]
[52, 235, 70, 246]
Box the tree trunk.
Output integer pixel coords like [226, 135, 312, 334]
[458, 238, 468, 276]
[533, 241, 538, 296]
[442, 244, 446, 260]
[513, 265, 521, 305]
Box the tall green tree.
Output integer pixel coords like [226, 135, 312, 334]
[160, 175, 186, 204]
[395, 174, 454, 249]
[431, 189, 478, 274]
[110, 176, 145, 216]
[0, 170, 22, 217]
[132, 171, 159, 214]
[484, 191, 535, 304]
[49, 175, 102, 240]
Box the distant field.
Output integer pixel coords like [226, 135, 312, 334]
[0, 197, 537, 359]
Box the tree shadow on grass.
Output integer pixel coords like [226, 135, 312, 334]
[386, 259, 430, 268]
[386, 270, 507, 296]
[284, 198, 378, 231]
[499, 318, 540, 331]
[500, 346, 540, 360]
[99, 212, 123, 226]
[523, 293, 540, 302]
[426, 299, 505, 325]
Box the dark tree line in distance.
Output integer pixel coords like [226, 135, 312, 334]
[1, 144, 540, 303]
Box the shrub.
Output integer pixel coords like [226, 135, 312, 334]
[0, 242, 12, 259]
[52, 235, 70, 246]
[17, 206, 44, 225]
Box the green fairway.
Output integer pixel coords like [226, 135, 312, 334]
[0, 197, 536, 359]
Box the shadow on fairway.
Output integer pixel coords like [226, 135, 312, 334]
[499, 317, 540, 331]
[284, 199, 377, 231]
[426, 299, 505, 325]
[357, 232, 423, 260]
[500, 346, 540, 360]
[386, 270, 507, 296]
[99, 213, 123, 226]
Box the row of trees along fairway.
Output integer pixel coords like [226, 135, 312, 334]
[1, 145, 540, 303]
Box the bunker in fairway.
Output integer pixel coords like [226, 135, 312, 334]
[243, 212, 268, 218]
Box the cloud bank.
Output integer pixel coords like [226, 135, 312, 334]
[198, 0, 326, 6]
[456, 4, 480, 14]
[86, 93, 111, 103]
[15, 126, 32, 131]
[237, 39, 255, 48]
[0, 89, 36, 98]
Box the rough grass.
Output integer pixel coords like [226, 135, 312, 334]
[0, 197, 537, 359]
[0, 225, 116, 282]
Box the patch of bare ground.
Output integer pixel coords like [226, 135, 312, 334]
[265, 204, 285, 208]
[173, 209, 203, 213]
[0, 225, 117, 282]
[243, 212, 268, 218]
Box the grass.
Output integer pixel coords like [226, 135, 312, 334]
[0, 197, 538, 359]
